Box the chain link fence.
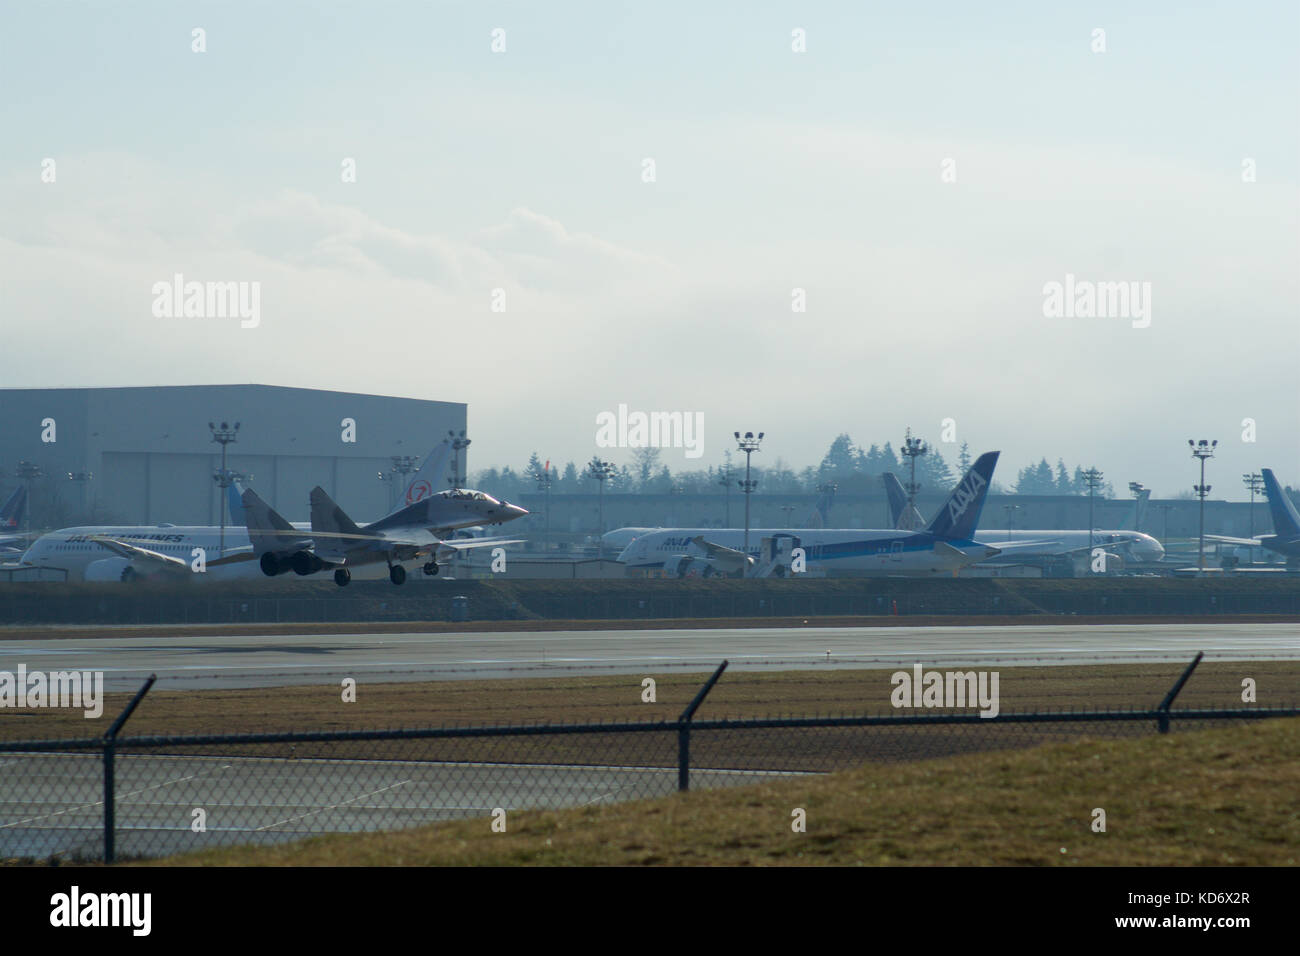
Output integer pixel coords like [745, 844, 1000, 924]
[4, 682, 1296, 862]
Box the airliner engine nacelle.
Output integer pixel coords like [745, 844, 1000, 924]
[85, 557, 136, 582]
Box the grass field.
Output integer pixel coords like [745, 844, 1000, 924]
[5, 661, 1297, 742]
[140, 716, 1300, 866]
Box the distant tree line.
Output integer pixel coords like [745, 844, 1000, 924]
[469, 439, 1293, 502]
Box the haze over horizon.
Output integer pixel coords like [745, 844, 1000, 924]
[3, 2, 1296, 499]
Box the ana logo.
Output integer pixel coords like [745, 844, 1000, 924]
[947, 471, 986, 523]
[407, 480, 433, 504]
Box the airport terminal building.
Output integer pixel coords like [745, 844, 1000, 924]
[0, 385, 466, 525]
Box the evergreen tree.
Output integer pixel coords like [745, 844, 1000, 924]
[1055, 459, 1071, 493]
[818, 434, 857, 479]
[630, 447, 661, 489]
[560, 461, 578, 492]
[878, 441, 900, 472]
[957, 442, 972, 475]
[917, 447, 955, 490]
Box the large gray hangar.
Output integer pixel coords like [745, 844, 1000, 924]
[0, 385, 466, 525]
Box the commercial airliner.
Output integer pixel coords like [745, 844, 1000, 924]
[1207, 468, 1300, 568]
[17, 439, 458, 582]
[619, 452, 1004, 577]
[880, 472, 1165, 567]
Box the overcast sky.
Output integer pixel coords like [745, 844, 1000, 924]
[2, 1, 1296, 498]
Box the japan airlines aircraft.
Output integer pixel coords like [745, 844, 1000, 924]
[880, 472, 1165, 566]
[619, 452, 1004, 577]
[1207, 468, 1300, 567]
[17, 440, 456, 582]
[243, 483, 527, 586]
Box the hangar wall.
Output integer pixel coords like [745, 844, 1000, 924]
[0, 385, 467, 525]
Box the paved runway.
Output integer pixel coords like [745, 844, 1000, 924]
[0, 751, 804, 860]
[0, 623, 1296, 691]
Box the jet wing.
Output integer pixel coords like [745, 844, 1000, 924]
[1205, 534, 1264, 547]
[437, 537, 526, 551]
[87, 535, 257, 571]
[689, 536, 749, 560]
[977, 538, 1064, 552]
[85, 535, 192, 572]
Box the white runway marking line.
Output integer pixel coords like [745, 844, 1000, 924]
[254, 779, 414, 831]
[0, 755, 232, 829]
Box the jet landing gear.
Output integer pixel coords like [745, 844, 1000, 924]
[389, 564, 407, 585]
[334, 568, 351, 587]
[422, 561, 439, 576]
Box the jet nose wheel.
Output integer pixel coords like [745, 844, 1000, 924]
[389, 564, 407, 585]
[334, 568, 351, 587]
[422, 561, 439, 576]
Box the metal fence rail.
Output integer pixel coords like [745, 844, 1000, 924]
[3, 658, 1298, 863]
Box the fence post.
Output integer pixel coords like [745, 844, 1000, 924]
[1157, 652, 1203, 734]
[677, 660, 728, 792]
[102, 674, 157, 863]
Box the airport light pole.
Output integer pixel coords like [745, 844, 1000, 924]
[1081, 467, 1104, 554]
[583, 457, 617, 555]
[735, 431, 764, 574]
[900, 428, 928, 517]
[1128, 481, 1147, 533]
[1156, 503, 1173, 549]
[717, 459, 734, 527]
[390, 455, 419, 507]
[17, 460, 42, 537]
[533, 460, 554, 551]
[377, 469, 396, 511]
[1190, 439, 1217, 573]
[816, 481, 837, 529]
[67, 471, 93, 519]
[209, 422, 239, 558]
[1243, 473, 1263, 553]
[448, 430, 471, 489]
[1003, 504, 1019, 533]
[781, 504, 796, 527]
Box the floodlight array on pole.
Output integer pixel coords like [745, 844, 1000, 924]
[533, 459, 554, 550]
[734, 431, 764, 574]
[1242, 472, 1263, 547]
[900, 428, 928, 516]
[17, 460, 43, 537]
[1081, 467, 1104, 554]
[717, 459, 734, 527]
[67, 470, 94, 518]
[1190, 439, 1217, 573]
[448, 430, 471, 489]
[209, 421, 240, 558]
[1003, 504, 1020, 532]
[1128, 481, 1146, 534]
[582, 457, 617, 554]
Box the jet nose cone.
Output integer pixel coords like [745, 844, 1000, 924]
[503, 502, 529, 521]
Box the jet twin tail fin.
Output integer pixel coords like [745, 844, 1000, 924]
[310, 486, 366, 538]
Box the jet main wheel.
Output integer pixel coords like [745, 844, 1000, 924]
[334, 568, 351, 587]
[422, 561, 439, 576]
[389, 564, 407, 585]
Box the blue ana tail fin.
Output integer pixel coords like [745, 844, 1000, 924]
[1262, 469, 1300, 539]
[925, 452, 999, 540]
